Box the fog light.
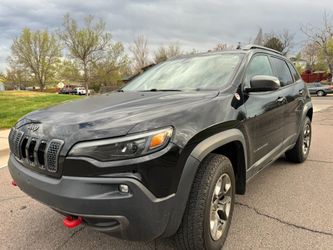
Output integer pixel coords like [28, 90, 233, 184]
[119, 184, 129, 193]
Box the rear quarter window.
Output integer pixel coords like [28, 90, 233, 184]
[287, 62, 300, 82]
[270, 57, 293, 86]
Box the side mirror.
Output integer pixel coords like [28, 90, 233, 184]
[248, 75, 280, 92]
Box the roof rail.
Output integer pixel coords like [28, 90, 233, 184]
[242, 44, 283, 55]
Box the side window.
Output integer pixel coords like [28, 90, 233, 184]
[270, 57, 293, 86]
[244, 55, 273, 87]
[287, 62, 300, 81]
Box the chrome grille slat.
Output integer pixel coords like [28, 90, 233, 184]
[25, 137, 33, 163]
[27, 138, 37, 164]
[8, 128, 63, 175]
[37, 140, 47, 169]
[21, 137, 28, 158]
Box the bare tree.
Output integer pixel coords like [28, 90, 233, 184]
[130, 35, 150, 73]
[10, 28, 61, 90]
[167, 42, 182, 57]
[301, 12, 333, 73]
[263, 30, 294, 55]
[6, 58, 31, 89]
[301, 42, 320, 69]
[59, 14, 112, 92]
[154, 42, 182, 63]
[279, 30, 294, 55]
[212, 43, 234, 52]
[91, 42, 130, 89]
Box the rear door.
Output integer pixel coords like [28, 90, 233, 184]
[286, 62, 306, 145]
[243, 54, 286, 174]
[269, 57, 304, 147]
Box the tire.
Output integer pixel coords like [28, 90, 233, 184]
[175, 154, 235, 250]
[285, 116, 311, 163]
[317, 90, 325, 97]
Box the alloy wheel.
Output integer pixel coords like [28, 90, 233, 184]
[303, 123, 311, 155]
[317, 91, 324, 96]
[209, 173, 232, 241]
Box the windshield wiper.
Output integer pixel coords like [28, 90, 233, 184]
[139, 89, 182, 92]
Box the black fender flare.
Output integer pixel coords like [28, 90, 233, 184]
[190, 128, 247, 162]
[162, 128, 247, 237]
[298, 101, 313, 135]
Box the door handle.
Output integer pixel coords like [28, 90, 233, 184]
[276, 97, 287, 104]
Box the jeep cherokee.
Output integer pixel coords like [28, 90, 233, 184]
[8, 45, 313, 249]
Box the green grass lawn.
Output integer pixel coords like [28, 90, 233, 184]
[0, 91, 82, 129]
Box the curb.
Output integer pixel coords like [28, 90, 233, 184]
[0, 148, 9, 157]
[0, 148, 9, 169]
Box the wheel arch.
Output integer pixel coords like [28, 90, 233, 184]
[306, 106, 313, 121]
[296, 101, 313, 141]
[162, 128, 248, 237]
[300, 101, 313, 129]
[190, 128, 247, 195]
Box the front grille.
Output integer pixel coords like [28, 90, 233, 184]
[8, 128, 64, 175]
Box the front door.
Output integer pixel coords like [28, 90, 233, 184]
[242, 54, 286, 177]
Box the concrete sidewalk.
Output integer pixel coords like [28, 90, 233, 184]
[0, 129, 10, 167]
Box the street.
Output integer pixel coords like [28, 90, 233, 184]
[0, 96, 332, 249]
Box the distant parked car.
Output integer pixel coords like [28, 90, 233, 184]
[307, 82, 333, 96]
[74, 87, 87, 95]
[59, 88, 72, 94]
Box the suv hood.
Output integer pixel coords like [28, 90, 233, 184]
[16, 91, 219, 145]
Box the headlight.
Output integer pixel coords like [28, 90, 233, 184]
[68, 127, 173, 161]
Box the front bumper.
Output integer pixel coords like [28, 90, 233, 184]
[8, 155, 175, 241]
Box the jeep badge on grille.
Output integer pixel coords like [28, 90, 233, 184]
[27, 124, 39, 132]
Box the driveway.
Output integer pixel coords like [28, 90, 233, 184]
[0, 97, 332, 249]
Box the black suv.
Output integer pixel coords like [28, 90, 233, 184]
[8, 45, 312, 250]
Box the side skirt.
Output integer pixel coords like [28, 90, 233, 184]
[246, 142, 295, 182]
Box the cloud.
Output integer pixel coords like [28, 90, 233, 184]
[0, 0, 332, 72]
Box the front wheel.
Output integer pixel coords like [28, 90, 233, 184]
[175, 154, 235, 250]
[285, 116, 311, 163]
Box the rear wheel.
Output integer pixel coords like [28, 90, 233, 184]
[285, 116, 311, 163]
[317, 90, 325, 97]
[175, 154, 235, 250]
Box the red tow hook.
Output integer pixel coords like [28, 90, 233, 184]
[11, 180, 17, 187]
[63, 216, 82, 228]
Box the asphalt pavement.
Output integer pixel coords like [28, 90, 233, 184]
[0, 96, 332, 249]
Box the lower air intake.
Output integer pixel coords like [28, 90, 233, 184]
[46, 140, 63, 172]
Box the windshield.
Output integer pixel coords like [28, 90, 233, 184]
[122, 53, 243, 91]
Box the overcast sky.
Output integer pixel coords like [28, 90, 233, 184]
[0, 0, 332, 72]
